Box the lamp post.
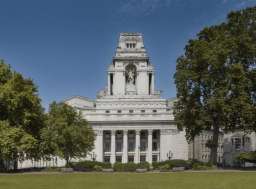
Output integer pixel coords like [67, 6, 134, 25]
[91, 152, 97, 161]
[167, 150, 173, 160]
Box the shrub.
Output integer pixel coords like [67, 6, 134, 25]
[191, 161, 215, 170]
[70, 160, 111, 171]
[113, 162, 137, 172]
[137, 162, 150, 170]
[159, 164, 170, 171]
[93, 165, 103, 171]
[152, 159, 191, 170]
[237, 152, 256, 163]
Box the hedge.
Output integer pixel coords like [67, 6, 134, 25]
[113, 162, 150, 172]
[152, 159, 191, 170]
[69, 160, 111, 171]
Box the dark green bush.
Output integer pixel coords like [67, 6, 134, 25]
[137, 162, 150, 170]
[152, 159, 191, 170]
[159, 164, 170, 171]
[113, 162, 138, 172]
[70, 160, 111, 171]
[93, 165, 103, 171]
[191, 161, 214, 170]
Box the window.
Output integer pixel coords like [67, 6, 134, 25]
[110, 73, 113, 95]
[128, 156, 134, 162]
[141, 110, 145, 113]
[153, 142, 158, 151]
[152, 155, 158, 162]
[104, 156, 110, 163]
[129, 110, 134, 113]
[234, 138, 241, 150]
[116, 156, 122, 163]
[149, 73, 152, 94]
[153, 109, 157, 113]
[126, 43, 136, 48]
[140, 155, 146, 162]
[117, 110, 122, 113]
[105, 110, 110, 113]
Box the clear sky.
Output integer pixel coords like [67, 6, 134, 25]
[0, 0, 256, 109]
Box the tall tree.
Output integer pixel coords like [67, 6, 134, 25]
[174, 7, 256, 165]
[41, 102, 95, 166]
[0, 60, 45, 170]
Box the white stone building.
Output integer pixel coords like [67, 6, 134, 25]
[188, 131, 256, 167]
[18, 32, 256, 169]
[188, 131, 224, 164]
[64, 32, 189, 164]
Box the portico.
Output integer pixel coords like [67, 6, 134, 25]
[98, 129, 159, 164]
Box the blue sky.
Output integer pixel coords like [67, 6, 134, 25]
[0, 0, 256, 109]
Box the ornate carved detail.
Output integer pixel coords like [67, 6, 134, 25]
[135, 129, 141, 135]
[160, 129, 179, 135]
[95, 130, 103, 136]
[111, 130, 116, 135]
[123, 130, 128, 135]
[148, 129, 153, 135]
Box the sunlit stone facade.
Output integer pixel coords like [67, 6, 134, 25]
[64, 33, 189, 164]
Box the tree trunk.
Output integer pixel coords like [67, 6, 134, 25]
[210, 123, 219, 165]
[13, 153, 18, 171]
[65, 157, 69, 167]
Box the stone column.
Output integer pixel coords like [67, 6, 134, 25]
[96, 130, 103, 162]
[110, 130, 116, 164]
[134, 130, 140, 163]
[122, 130, 128, 163]
[147, 129, 153, 164]
[151, 73, 155, 94]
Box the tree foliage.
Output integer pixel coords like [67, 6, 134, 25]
[0, 60, 45, 170]
[174, 7, 256, 165]
[237, 151, 256, 163]
[41, 102, 95, 165]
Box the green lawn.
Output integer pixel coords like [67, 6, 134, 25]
[0, 172, 256, 189]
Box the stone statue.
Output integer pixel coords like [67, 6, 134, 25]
[125, 64, 136, 95]
[127, 69, 135, 84]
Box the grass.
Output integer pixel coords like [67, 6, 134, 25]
[0, 172, 256, 189]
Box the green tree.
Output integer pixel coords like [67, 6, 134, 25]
[0, 121, 37, 171]
[0, 60, 45, 170]
[41, 102, 95, 166]
[174, 7, 256, 165]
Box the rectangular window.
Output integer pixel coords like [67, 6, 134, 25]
[140, 155, 146, 162]
[128, 156, 134, 162]
[152, 155, 158, 162]
[110, 73, 113, 95]
[234, 138, 241, 150]
[104, 156, 110, 163]
[129, 110, 134, 113]
[149, 73, 152, 95]
[116, 156, 122, 163]
[153, 142, 158, 151]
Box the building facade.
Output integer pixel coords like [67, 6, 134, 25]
[188, 131, 224, 164]
[64, 33, 189, 164]
[188, 131, 256, 167]
[18, 33, 256, 169]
